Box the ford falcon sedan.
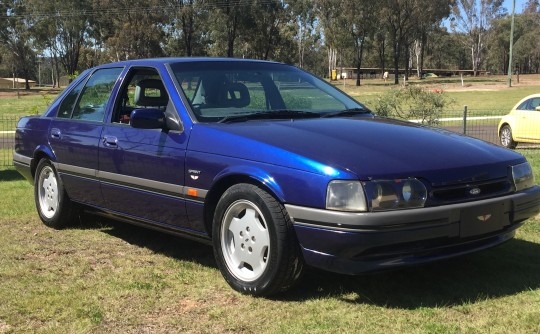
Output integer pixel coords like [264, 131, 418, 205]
[13, 58, 540, 296]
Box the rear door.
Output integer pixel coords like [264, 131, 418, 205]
[49, 67, 123, 206]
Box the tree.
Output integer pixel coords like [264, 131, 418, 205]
[412, 0, 453, 78]
[165, 0, 209, 57]
[424, 27, 469, 70]
[30, 0, 93, 80]
[0, 0, 36, 90]
[242, 0, 289, 60]
[93, 0, 166, 61]
[289, 0, 318, 68]
[512, 11, 540, 73]
[450, 0, 506, 76]
[523, 0, 539, 13]
[381, 0, 423, 84]
[316, 0, 351, 79]
[207, 0, 252, 58]
[341, 0, 379, 86]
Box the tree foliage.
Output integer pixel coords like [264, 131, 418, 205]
[0, 0, 36, 89]
[0, 0, 538, 87]
[451, 0, 506, 76]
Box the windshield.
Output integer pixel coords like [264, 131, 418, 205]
[170, 61, 368, 122]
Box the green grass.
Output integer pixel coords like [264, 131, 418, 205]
[336, 74, 540, 116]
[1, 157, 540, 332]
[1, 78, 540, 333]
[0, 89, 60, 118]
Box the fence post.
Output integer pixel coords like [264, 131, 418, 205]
[463, 105, 468, 135]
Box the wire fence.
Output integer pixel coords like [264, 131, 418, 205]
[425, 107, 505, 145]
[0, 109, 537, 167]
[1, 116, 17, 167]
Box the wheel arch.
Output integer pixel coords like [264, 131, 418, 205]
[203, 171, 286, 236]
[31, 145, 57, 178]
[499, 122, 512, 135]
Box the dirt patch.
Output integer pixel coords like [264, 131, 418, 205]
[424, 74, 540, 92]
[0, 89, 62, 99]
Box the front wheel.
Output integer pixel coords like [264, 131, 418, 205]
[34, 159, 75, 229]
[500, 125, 517, 149]
[212, 183, 304, 296]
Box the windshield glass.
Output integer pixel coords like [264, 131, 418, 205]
[170, 61, 367, 122]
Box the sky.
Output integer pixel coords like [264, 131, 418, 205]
[503, 0, 528, 14]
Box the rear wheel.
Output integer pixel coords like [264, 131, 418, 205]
[500, 125, 517, 149]
[34, 159, 75, 229]
[212, 183, 304, 296]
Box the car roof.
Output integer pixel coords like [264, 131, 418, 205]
[95, 57, 284, 68]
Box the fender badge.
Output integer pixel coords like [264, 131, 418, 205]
[477, 214, 492, 222]
[469, 187, 481, 195]
[188, 169, 201, 180]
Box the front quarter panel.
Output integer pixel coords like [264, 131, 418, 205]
[186, 151, 333, 208]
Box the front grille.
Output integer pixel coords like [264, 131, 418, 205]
[428, 177, 513, 206]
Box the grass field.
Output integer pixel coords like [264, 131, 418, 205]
[1, 74, 540, 119]
[1, 77, 540, 333]
[1, 157, 539, 333]
[336, 74, 540, 116]
[0, 89, 59, 118]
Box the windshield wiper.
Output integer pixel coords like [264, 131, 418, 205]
[218, 110, 321, 123]
[321, 108, 371, 118]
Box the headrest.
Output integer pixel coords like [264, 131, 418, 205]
[134, 79, 168, 107]
[219, 82, 250, 108]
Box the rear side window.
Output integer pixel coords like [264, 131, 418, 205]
[58, 68, 123, 121]
[57, 79, 86, 118]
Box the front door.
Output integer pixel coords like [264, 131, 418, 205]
[98, 67, 195, 232]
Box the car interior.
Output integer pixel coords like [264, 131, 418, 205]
[115, 70, 169, 124]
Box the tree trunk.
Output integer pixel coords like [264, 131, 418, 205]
[24, 69, 30, 90]
[393, 39, 400, 85]
[415, 40, 421, 78]
[404, 41, 410, 81]
[420, 30, 427, 78]
[355, 36, 365, 87]
[378, 37, 386, 78]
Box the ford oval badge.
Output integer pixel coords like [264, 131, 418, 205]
[470, 187, 481, 195]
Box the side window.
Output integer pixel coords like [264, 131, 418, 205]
[113, 68, 169, 124]
[71, 68, 123, 122]
[531, 98, 540, 110]
[57, 78, 86, 118]
[517, 98, 540, 111]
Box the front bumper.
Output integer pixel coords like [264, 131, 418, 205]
[286, 186, 540, 274]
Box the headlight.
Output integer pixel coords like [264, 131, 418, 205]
[326, 180, 367, 212]
[512, 162, 535, 191]
[363, 178, 427, 211]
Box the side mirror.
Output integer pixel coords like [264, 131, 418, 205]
[536, 106, 540, 112]
[130, 108, 165, 129]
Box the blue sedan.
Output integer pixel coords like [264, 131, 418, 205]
[13, 58, 540, 296]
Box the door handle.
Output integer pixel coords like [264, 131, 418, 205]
[103, 135, 118, 148]
[50, 128, 61, 139]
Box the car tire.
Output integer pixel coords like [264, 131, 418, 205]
[34, 159, 75, 229]
[212, 183, 304, 296]
[500, 125, 517, 149]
